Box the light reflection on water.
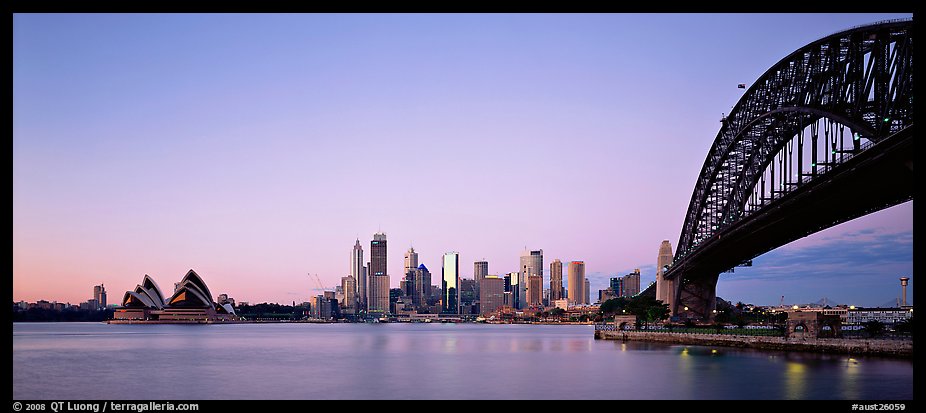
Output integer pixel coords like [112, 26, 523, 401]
[13, 322, 912, 400]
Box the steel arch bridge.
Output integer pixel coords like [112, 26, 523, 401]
[661, 19, 914, 320]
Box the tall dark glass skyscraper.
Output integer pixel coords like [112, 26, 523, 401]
[369, 232, 389, 313]
[442, 252, 460, 314]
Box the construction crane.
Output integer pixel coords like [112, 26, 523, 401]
[308, 273, 326, 292]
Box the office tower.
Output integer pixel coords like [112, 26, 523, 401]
[508, 271, 522, 309]
[352, 239, 365, 310]
[528, 275, 543, 307]
[341, 275, 356, 312]
[655, 240, 675, 306]
[624, 269, 641, 297]
[93, 284, 106, 309]
[460, 278, 477, 314]
[480, 275, 505, 315]
[474, 260, 488, 296]
[369, 233, 389, 314]
[585, 278, 590, 305]
[412, 263, 431, 308]
[404, 247, 418, 273]
[520, 249, 543, 309]
[610, 276, 625, 297]
[567, 261, 585, 305]
[442, 252, 461, 314]
[550, 259, 564, 301]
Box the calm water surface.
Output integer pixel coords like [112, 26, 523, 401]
[12, 322, 912, 400]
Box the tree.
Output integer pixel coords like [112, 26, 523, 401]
[549, 307, 566, 319]
[862, 320, 886, 338]
[894, 317, 913, 335]
[599, 297, 629, 316]
[712, 322, 726, 334]
[626, 295, 669, 329]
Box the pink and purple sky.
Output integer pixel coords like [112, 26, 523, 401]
[13, 13, 913, 307]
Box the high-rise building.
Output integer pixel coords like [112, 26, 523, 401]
[474, 260, 488, 297]
[412, 263, 431, 309]
[610, 276, 624, 297]
[520, 249, 543, 309]
[369, 233, 390, 314]
[352, 239, 366, 311]
[480, 275, 505, 315]
[527, 275, 543, 308]
[460, 278, 477, 314]
[567, 261, 585, 305]
[404, 247, 418, 274]
[655, 240, 675, 307]
[550, 259, 564, 301]
[341, 275, 356, 312]
[623, 269, 641, 297]
[508, 271, 522, 309]
[93, 284, 106, 309]
[442, 252, 461, 314]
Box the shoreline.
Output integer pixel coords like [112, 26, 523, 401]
[594, 329, 913, 358]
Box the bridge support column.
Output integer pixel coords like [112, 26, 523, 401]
[674, 274, 719, 322]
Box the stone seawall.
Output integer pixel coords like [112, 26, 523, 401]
[594, 330, 912, 357]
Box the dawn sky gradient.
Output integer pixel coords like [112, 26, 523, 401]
[13, 13, 913, 307]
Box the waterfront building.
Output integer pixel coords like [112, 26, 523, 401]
[460, 278, 477, 314]
[474, 260, 488, 297]
[847, 307, 913, 326]
[412, 264, 431, 309]
[114, 270, 237, 322]
[508, 271, 522, 309]
[351, 239, 365, 311]
[93, 284, 107, 309]
[520, 249, 543, 309]
[527, 275, 543, 307]
[553, 299, 568, 311]
[550, 259, 564, 301]
[369, 233, 390, 314]
[623, 269, 641, 297]
[567, 261, 585, 305]
[341, 275, 356, 312]
[655, 240, 675, 307]
[442, 252, 461, 314]
[480, 275, 505, 315]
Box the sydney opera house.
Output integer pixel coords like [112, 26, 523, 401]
[112, 269, 238, 323]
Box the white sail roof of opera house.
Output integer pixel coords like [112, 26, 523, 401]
[119, 269, 223, 310]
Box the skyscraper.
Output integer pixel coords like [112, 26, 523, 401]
[480, 275, 505, 315]
[528, 275, 543, 307]
[412, 263, 431, 309]
[550, 259, 564, 301]
[508, 271, 522, 309]
[351, 239, 365, 311]
[341, 275, 356, 312]
[567, 261, 585, 305]
[474, 260, 488, 297]
[369, 233, 389, 314]
[93, 284, 106, 309]
[404, 247, 419, 274]
[442, 252, 460, 314]
[655, 240, 675, 306]
[520, 249, 543, 310]
[624, 269, 641, 297]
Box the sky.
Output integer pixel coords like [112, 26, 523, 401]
[13, 13, 913, 307]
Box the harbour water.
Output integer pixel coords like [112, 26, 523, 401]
[13, 322, 912, 400]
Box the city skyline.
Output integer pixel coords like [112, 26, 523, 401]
[13, 13, 913, 307]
